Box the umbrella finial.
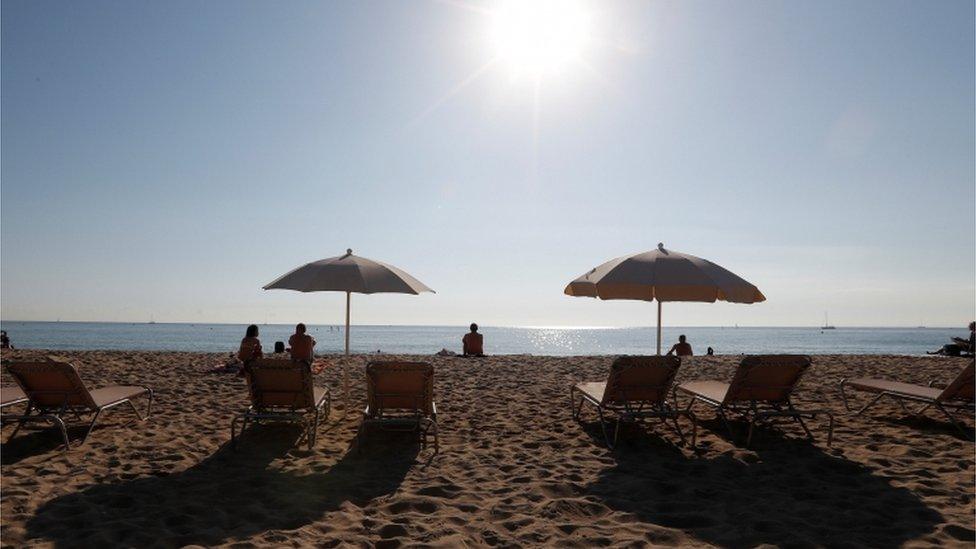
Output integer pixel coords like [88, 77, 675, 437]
[658, 242, 666, 253]
[345, 248, 353, 256]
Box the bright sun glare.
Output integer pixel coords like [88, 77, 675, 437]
[490, 0, 592, 78]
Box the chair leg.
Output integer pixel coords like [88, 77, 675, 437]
[309, 410, 320, 449]
[52, 416, 69, 452]
[792, 412, 814, 440]
[126, 399, 144, 421]
[80, 409, 103, 445]
[571, 388, 585, 421]
[856, 393, 886, 416]
[9, 403, 34, 439]
[935, 403, 972, 439]
[596, 407, 614, 449]
[746, 417, 757, 447]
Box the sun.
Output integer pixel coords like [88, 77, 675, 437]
[489, 0, 592, 78]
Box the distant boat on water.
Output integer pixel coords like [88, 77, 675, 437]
[821, 312, 835, 330]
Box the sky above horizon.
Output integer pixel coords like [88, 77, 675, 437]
[2, 0, 974, 328]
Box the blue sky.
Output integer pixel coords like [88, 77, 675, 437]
[2, 0, 973, 328]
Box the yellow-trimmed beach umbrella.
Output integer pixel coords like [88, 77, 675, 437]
[263, 249, 435, 410]
[565, 243, 765, 354]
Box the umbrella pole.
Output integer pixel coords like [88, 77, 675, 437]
[656, 301, 662, 355]
[343, 291, 350, 415]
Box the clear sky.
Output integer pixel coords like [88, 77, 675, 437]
[2, 0, 974, 328]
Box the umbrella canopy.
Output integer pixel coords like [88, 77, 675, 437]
[263, 249, 433, 295]
[263, 249, 434, 411]
[565, 243, 764, 353]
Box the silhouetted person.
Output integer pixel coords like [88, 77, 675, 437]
[948, 321, 975, 355]
[667, 334, 693, 357]
[462, 323, 484, 357]
[289, 323, 316, 362]
[238, 324, 263, 363]
[706, 346, 714, 356]
[0, 331, 11, 350]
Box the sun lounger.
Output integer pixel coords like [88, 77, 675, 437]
[358, 361, 438, 451]
[570, 355, 696, 449]
[675, 355, 833, 447]
[4, 360, 153, 450]
[231, 357, 331, 449]
[840, 360, 974, 437]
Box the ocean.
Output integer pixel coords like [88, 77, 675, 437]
[0, 321, 964, 356]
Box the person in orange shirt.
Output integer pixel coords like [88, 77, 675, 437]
[462, 323, 484, 357]
[666, 334, 693, 357]
[238, 324, 263, 363]
[289, 323, 316, 363]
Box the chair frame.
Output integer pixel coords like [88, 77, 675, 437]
[676, 356, 834, 447]
[3, 362, 153, 452]
[839, 366, 974, 438]
[231, 358, 330, 450]
[358, 361, 438, 452]
[571, 356, 696, 450]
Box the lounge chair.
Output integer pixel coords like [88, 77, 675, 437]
[4, 360, 153, 450]
[840, 360, 974, 437]
[570, 355, 696, 449]
[231, 358, 331, 449]
[675, 355, 833, 447]
[358, 361, 438, 451]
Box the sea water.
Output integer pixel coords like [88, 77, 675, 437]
[0, 322, 964, 356]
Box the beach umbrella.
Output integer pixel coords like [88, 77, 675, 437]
[263, 249, 435, 410]
[565, 243, 765, 354]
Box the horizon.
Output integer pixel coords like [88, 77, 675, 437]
[2, 0, 974, 328]
[0, 319, 962, 330]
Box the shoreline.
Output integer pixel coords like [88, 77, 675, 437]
[2, 349, 973, 547]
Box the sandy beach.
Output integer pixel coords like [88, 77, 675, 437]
[1, 350, 973, 548]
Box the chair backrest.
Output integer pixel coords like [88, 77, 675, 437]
[244, 358, 315, 410]
[938, 361, 975, 403]
[601, 355, 681, 406]
[365, 361, 434, 416]
[724, 355, 811, 404]
[5, 360, 96, 409]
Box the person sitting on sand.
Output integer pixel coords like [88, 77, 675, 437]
[238, 324, 263, 363]
[666, 335, 693, 357]
[289, 323, 316, 363]
[462, 323, 484, 357]
[0, 331, 11, 350]
[950, 321, 975, 355]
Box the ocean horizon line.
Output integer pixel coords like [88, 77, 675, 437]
[0, 319, 959, 330]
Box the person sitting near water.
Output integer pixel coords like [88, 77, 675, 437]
[950, 321, 975, 355]
[666, 334, 693, 357]
[0, 331, 12, 350]
[288, 323, 316, 363]
[238, 324, 263, 363]
[462, 323, 484, 357]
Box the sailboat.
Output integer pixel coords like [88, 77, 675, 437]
[821, 312, 835, 330]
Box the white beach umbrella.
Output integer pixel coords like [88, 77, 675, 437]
[263, 249, 435, 410]
[565, 243, 765, 354]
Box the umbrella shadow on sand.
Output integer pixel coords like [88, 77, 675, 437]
[25, 427, 422, 547]
[585, 426, 946, 548]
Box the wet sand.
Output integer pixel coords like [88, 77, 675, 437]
[1, 350, 973, 547]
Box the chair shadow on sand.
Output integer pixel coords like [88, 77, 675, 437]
[583, 415, 948, 548]
[23, 425, 423, 548]
[1, 414, 147, 466]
